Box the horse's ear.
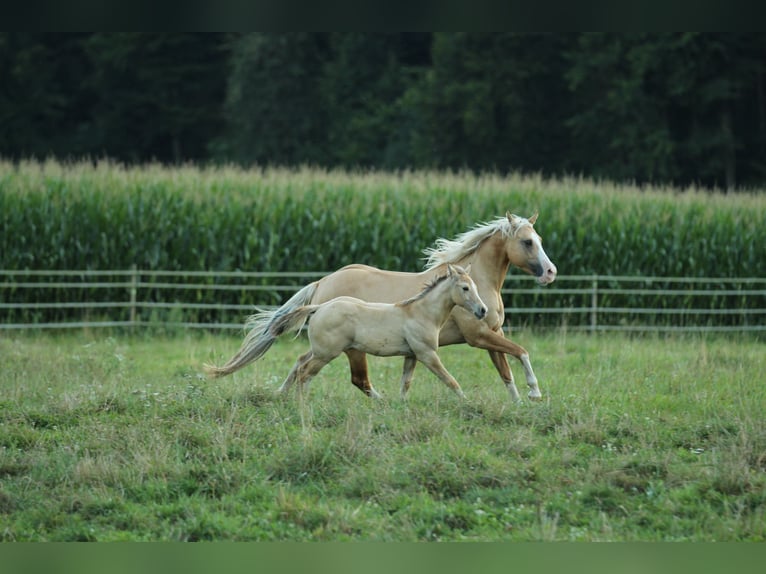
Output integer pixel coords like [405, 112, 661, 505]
[464, 263, 472, 274]
[447, 264, 455, 276]
[507, 212, 521, 234]
[528, 212, 539, 225]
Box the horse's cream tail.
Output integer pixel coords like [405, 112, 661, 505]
[203, 282, 319, 378]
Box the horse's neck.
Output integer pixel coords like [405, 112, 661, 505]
[467, 233, 511, 291]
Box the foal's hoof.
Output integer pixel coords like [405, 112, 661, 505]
[527, 390, 543, 401]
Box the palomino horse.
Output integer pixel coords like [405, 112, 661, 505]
[268, 265, 487, 399]
[205, 212, 557, 402]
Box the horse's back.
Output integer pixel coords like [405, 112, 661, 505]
[312, 264, 432, 306]
[313, 296, 397, 323]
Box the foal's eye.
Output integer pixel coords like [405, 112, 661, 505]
[462, 286, 469, 291]
[523, 239, 533, 248]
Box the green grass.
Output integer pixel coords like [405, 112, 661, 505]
[0, 330, 764, 541]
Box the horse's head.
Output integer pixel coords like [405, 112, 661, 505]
[447, 264, 488, 319]
[504, 212, 557, 286]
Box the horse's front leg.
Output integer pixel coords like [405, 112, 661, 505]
[454, 312, 542, 400]
[399, 355, 417, 398]
[345, 349, 381, 398]
[478, 332, 541, 400]
[487, 349, 522, 403]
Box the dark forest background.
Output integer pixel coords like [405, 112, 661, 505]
[2, 33, 765, 189]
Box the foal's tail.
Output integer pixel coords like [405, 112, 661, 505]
[203, 282, 319, 378]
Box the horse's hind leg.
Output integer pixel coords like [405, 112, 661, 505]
[487, 349, 522, 403]
[345, 349, 381, 399]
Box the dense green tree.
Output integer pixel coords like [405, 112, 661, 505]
[411, 33, 575, 173]
[2, 33, 765, 188]
[566, 33, 766, 188]
[216, 33, 332, 166]
[319, 33, 431, 168]
[84, 33, 229, 163]
[0, 33, 228, 163]
[218, 32, 430, 168]
[0, 33, 95, 158]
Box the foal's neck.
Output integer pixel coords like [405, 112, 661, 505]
[412, 279, 459, 327]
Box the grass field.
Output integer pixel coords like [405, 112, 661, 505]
[0, 330, 764, 541]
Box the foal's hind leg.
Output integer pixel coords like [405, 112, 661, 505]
[279, 350, 313, 395]
[294, 355, 331, 398]
[345, 349, 382, 398]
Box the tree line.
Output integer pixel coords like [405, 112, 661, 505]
[2, 33, 765, 189]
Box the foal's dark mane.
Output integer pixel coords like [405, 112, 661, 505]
[395, 272, 450, 307]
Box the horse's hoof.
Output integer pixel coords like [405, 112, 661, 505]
[527, 391, 543, 401]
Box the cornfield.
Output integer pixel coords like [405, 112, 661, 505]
[2, 160, 764, 328]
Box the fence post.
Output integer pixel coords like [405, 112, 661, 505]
[130, 264, 138, 328]
[590, 274, 598, 333]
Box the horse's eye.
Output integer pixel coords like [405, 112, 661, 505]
[462, 286, 469, 291]
[523, 239, 533, 248]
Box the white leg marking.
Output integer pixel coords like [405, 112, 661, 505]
[521, 353, 542, 400]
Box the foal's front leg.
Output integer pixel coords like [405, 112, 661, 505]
[415, 350, 467, 399]
[399, 356, 417, 398]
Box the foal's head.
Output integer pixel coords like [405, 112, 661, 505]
[446, 264, 487, 320]
[503, 212, 557, 286]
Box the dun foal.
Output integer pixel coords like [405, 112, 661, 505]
[269, 264, 487, 399]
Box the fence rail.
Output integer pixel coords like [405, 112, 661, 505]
[1, 268, 765, 333]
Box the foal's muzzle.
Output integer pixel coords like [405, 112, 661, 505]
[475, 306, 488, 320]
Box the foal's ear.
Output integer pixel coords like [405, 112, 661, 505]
[447, 264, 455, 276]
[464, 263, 472, 274]
[528, 212, 539, 225]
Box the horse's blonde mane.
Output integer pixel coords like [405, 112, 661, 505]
[423, 216, 517, 270]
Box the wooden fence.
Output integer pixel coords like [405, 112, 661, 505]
[1, 268, 765, 333]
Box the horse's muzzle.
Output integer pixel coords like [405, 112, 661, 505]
[475, 306, 488, 320]
[536, 262, 558, 285]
